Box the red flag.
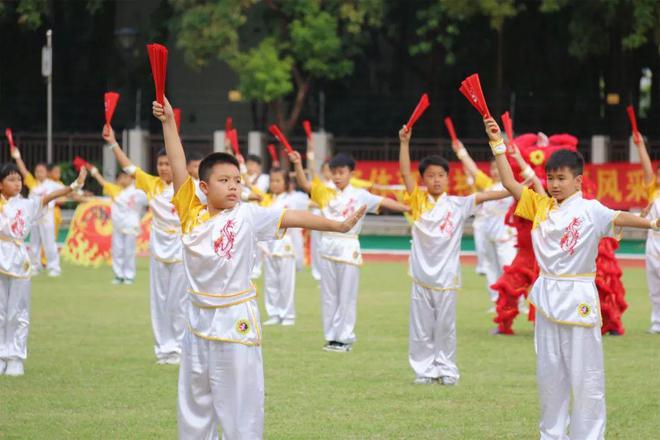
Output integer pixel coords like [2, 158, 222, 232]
[302, 120, 312, 141]
[225, 117, 232, 133]
[5, 128, 16, 152]
[72, 156, 91, 172]
[104, 92, 120, 126]
[228, 129, 240, 156]
[405, 93, 430, 132]
[268, 124, 295, 154]
[626, 105, 641, 144]
[173, 108, 181, 133]
[267, 144, 280, 166]
[146, 43, 168, 105]
[459, 74, 490, 118]
[443, 117, 458, 143]
[501, 111, 514, 145]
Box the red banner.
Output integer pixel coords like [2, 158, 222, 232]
[353, 161, 656, 210]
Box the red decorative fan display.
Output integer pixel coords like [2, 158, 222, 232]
[405, 93, 430, 132]
[459, 74, 490, 118]
[268, 124, 294, 154]
[146, 43, 168, 105]
[104, 92, 120, 126]
[626, 105, 641, 144]
[443, 117, 458, 143]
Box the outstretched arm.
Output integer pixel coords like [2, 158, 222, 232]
[10, 148, 31, 179]
[614, 212, 659, 230]
[634, 135, 654, 186]
[281, 206, 367, 232]
[153, 98, 188, 192]
[484, 117, 525, 200]
[451, 139, 480, 178]
[475, 189, 511, 205]
[380, 197, 411, 213]
[103, 125, 134, 170]
[509, 143, 547, 196]
[88, 166, 110, 187]
[289, 151, 312, 194]
[398, 125, 417, 194]
[42, 168, 87, 207]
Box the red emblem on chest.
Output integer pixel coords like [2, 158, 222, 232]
[560, 217, 582, 255]
[10, 209, 25, 236]
[439, 211, 454, 235]
[213, 219, 236, 259]
[340, 198, 357, 218]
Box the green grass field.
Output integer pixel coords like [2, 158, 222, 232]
[1, 259, 659, 439]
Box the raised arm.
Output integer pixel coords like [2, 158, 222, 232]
[634, 135, 654, 186]
[10, 148, 31, 179]
[398, 125, 417, 194]
[152, 98, 188, 192]
[306, 137, 319, 180]
[41, 168, 87, 207]
[289, 151, 312, 194]
[451, 139, 480, 178]
[510, 142, 547, 196]
[281, 206, 367, 232]
[88, 166, 109, 188]
[103, 125, 133, 170]
[484, 117, 525, 200]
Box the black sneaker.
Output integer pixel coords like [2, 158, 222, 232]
[327, 342, 352, 353]
[322, 341, 339, 351]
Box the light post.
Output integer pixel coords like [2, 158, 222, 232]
[42, 29, 53, 163]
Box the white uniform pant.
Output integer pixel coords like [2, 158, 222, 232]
[319, 258, 359, 344]
[0, 275, 31, 361]
[29, 215, 61, 274]
[310, 230, 322, 281]
[473, 221, 487, 275]
[408, 284, 458, 380]
[482, 237, 517, 303]
[250, 249, 263, 280]
[646, 250, 660, 332]
[112, 231, 137, 280]
[150, 258, 187, 360]
[177, 330, 264, 440]
[535, 312, 606, 440]
[264, 256, 296, 321]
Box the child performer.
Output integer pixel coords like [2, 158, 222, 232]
[398, 126, 510, 385]
[246, 154, 270, 193]
[483, 116, 660, 439]
[635, 134, 660, 333]
[291, 151, 411, 352]
[103, 125, 187, 365]
[153, 97, 365, 439]
[10, 152, 64, 277]
[256, 168, 310, 326]
[0, 164, 87, 376]
[88, 167, 148, 284]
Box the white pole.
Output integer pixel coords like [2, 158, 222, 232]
[46, 29, 53, 163]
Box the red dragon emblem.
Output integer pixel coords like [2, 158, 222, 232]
[560, 217, 582, 255]
[213, 219, 236, 259]
[340, 198, 357, 218]
[10, 209, 25, 237]
[438, 211, 454, 236]
[127, 195, 136, 210]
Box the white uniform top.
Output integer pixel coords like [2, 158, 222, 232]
[25, 177, 63, 225]
[0, 195, 44, 278]
[516, 188, 620, 327]
[405, 187, 476, 290]
[646, 180, 660, 258]
[310, 177, 383, 266]
[132, 168, 182, 263]
[258, 191, 309, 258]
[473, 171, 515, 242]
[103, 183, 148, 235]
[172, 177, 286, 344]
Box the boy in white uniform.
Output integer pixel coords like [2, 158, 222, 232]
[11, 154, 64, 277]
[0, 163, 87, 376]
[398, 126, 510, 385]
[153, 97, 365, 439]
[103, 125, 187, 365]
[634, 135, 660, 333]
[483, 117, 659, 439]
[89, 167, 148, 284]
[291, 151, 410, 352]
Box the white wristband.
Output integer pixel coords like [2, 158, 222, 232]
[306, 150, 315, 161]
[652, 218, 660, 232]
[456, 149, 468, 160]
[70, 180, 83, 191]
[90, 167, 99, 177]
[489, 140, 506, 156]
[123, 165, 137, 176]
[105, 142, 119, 150]
[521, 166, 535, 180]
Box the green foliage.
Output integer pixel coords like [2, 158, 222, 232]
[232, 38, 294, 102]
[0, 0, 103, 30]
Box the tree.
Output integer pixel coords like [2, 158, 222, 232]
[169, 0, 387, 132]
[0, 0, 103, 29]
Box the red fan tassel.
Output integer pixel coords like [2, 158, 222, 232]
[267, 144, 280, 167]
[501, 111, 514, 145]
[268, 124, 295, 154]
[302, 120, 312, 141]
[626, 105, 641, 144]
[225, 117, 232, 133]
[146, 43, 168, 105]
[104, 92, 120, 126]
[72, 156, 91, 172]
[173, 108, 181, 133]
[5, 128, 16, 152]
[228, 129, 240, 156]
[459, 74, 490, 118]
[405, 93, 430, 132]
[443, 117, 458, 143]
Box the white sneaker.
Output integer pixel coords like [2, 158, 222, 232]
[164, 354, 180, 365]
[647, 327, 660, 334]
[263, 317, 281, 326]
[281, 319, 295, 326]
[440, 376, 458, 386]
[47, 271, 61, 278]
[5, 359, 24, 376]
[0, 359, 6, 374]
[123, 279, 134, 285]
[413, 377, 435, 385]
[112, 277, 124, 285]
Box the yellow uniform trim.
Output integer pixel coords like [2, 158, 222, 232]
[410, 275, 461, 292]
[404, 186, 441, 222]
[152, 255, 182, 264]
[539, 272, 596, 279]
[188, 326, 261, 346]
[102, 182, 122, 199]
[190, 295, 258, 309]
[23, 173, 38, 191]
[349, 177, 373, 189]
[320, 254, 363, 267]
[310, 177, 337, 209]
[474, 170, 494, 191]
[189, 285, 256, 299]
[134, 167, 166, 200]
[527, 298, 599, 328]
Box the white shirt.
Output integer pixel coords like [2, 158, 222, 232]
[27, 178, 63, 225]
[0, 196, 44, 278]
[646, 181, 660, 258]
[259, 191, 309, 258]
[103, 183, 148, 235]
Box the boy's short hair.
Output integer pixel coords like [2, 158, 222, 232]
[186, 151, 204, 164]
[246, 154, 262, 165]
[47, 163, 59, 171]
[199, 152, 240, 182]
[329, 153, 355, 171]
[546, 149, 584, 176]
[116, 169, 129, 179]
[419, 155, 449, 175]
[0, 163, 22, 182]
[34, 162, 47, 170]
[156, 148, 168, 159]
[270, 167, 290, 187]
